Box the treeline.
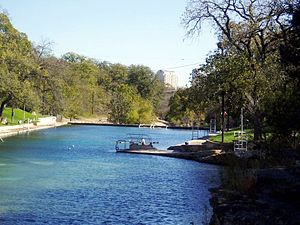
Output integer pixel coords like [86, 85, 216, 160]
[168, 0, 300, 146]
[0, 12, 164, 124]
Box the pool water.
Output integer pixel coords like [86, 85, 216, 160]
[0, 125, 219, 224]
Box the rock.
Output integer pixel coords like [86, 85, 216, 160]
[209, 166, 300, 225]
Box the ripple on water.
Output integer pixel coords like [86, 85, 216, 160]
[29, 161, 54, 166]
[0, 125, 219, 224]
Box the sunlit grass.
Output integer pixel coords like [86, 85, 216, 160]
[210, 129, 254, 143]
[1, 108, 37, 125]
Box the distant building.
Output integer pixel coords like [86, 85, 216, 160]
[156, 70, 178, 89]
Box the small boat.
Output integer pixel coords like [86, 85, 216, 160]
[115, 134, 158, 152]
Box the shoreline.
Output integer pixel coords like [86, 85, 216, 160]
[0, 122, 68, 139]
[68, 120, 210, 130]
[0, 121, 225, 166]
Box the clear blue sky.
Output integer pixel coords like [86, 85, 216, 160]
[0, 0, 217, 86]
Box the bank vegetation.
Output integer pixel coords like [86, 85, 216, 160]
[0, 12, 164, 125]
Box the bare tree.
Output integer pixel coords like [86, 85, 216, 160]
[183, 0, 293, 58]
[182, 0, 295, 140]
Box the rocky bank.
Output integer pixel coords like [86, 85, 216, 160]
[209, 162, 300, 225]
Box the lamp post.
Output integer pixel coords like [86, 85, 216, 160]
[221, 90, 225, 143]
[217, 42, 225, 143]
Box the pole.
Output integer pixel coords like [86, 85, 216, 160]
[23, 104, 25, 121]
[11, 107, 14, 123]
[226, 112, 230, 131]
[241, 108, 244, 133]
[221, 91, 225, 143]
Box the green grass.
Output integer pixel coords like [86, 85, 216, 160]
[210, 129, 254, 143]
[1, 108, 37, 125]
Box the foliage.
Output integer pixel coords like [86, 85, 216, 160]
[109, 84, 154, 124]
[265, 2, 300, 146]
[128, 65, 164, 109]
[182, 0, 296, 141]
[0, 12, 164, 123]
[167, 88, 192, 126]
[179, 0, 299, 145]
[0, 12, 40, 118]
[33, 48, 66, 116]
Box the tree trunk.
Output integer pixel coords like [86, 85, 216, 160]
[226, 113, 230, 131]
[253, 111, 262, 141]
[221, 91, 225, 143]
[0, 95, 12, 118]
[91, 91, 95, 115]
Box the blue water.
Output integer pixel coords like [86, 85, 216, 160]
[0, 125, 219, 224]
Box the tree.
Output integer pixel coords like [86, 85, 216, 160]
[187, 51, 247, 131]
[0, 12, 170, 123]
[280, 1, 300, 82]
[32, 41, 67, 115]
[136, 99, 154, 124]
[0, 12, 39, 118]
[109, 84, 155, 124]
[128, 65, 154, 98]
[128, 65, 164, 110]
[167, 88, 192, 125]
[61, 53, 107, 118]
[265, 2, 300, 146]
[182, 0, 294, 140]
[109, 84, 137, 124]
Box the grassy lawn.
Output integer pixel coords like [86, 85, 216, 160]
[1, 108, 37, 125]
[210, 129, 254, 143]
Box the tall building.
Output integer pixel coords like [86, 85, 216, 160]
[156, 70, 178, 89]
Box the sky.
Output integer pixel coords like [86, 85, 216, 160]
[0, 0, 217, 87]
